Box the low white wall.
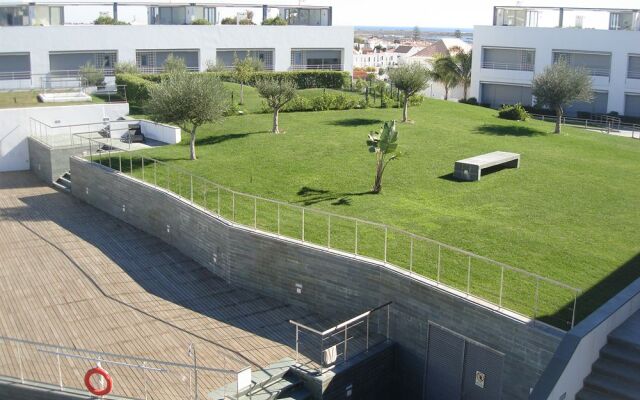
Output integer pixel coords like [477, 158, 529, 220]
[0, 103, 129, 172]
[139, 120, 181, 144]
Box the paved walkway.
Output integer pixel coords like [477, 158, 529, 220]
[0, 172, 320, 399]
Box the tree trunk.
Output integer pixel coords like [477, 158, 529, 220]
[402, 96, 409, 122]
[444, 85, 449, 101]
[463, 84, 468, 101]
[554, 107, 562, 134]
[272, 108, 280, 134]
[239, 83, 244, 105]
[371, 154, 384, 193]
[189, 127, 197, 160]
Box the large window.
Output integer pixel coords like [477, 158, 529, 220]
[216, 50, 274, 71]
[624, 94, 640, 118]
[155, 6, 186, 24]
[280, 8, 329, 26]
[0, 6, 29, 26]
[564, 91, 608, 117]
[291, 49, 342, 70]
[628, 55, 640, 79]
[609, 12, 634, 30]
[0, 53, 30, 80]
[49, 51, 117, 76]
[481, 83, 532, 108]
[553, 51, 611, 77]
[136, 50, 199, 73]
[482, 47, 535, 71]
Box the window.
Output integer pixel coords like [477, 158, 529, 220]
[553, 51, 611, 77]
[482, 47, 535, 71]
[0, 53, 31, 80]
[158, 7, 186, 24]
[628, 55, 640, 79]
[49, 6, 63, 25]
[610, 12, 633, 30]
[216, 50, 274, 70]
[0, 6, 29, 26]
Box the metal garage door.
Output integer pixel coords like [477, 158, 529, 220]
[481, 83, 533, 108]
[625, 94, 640, 118]
[424, 323, 504, 400]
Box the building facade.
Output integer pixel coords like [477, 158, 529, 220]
[471, 6, 640, 118]
[0, 1, 353, 90]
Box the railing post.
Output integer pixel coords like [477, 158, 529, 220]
[217, 187, 221, 215]
[232, 192, 235, 221]
[386, 304, 390, 340]
[366, 315, 370, 351]
[277, 203, 280, 235]
[154, 160, 157, 186]
[355, 221, 358, 255]
[56, 347, 63, 390]
[143, 361, 148, 400]
[203, 183, 207, 209]
[344, 325, 348, 362]
[409, 237, 413, 274]
[301, 208, 305, 241]
[141, 156, 145, 181]
[437, 245, 441, 283]
[319, 336, 324, 374]
[89, 139, 93, 162]
[254, 197, 257, 229]
[571, 291, 578, 329]
[467, 256, 471, 295]
[190, 175, 194, 203]
[129, 154, 133, 176]
[327, 215, 331, 248]
[118, 154, 121, 172]
[384, 226, 388, 263]
[533, 277, 540, 322]
[499, 265, 505, 308]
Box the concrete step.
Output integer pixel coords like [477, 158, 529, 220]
[608, 310, 640, 352]
[237, 374, 302, 400]
[576, 387, 619, 400]
[584, 372, 640, 400]
[600, 343, 640, 369]
[208, 358, 295, 400]
[52, 180, 70, 193]
[592, 356, 640, 386]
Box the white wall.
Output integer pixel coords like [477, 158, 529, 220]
[0, 25, 354, 75]
[139, 120, 181, 144]
[471, 25, 640, 114]
[0, 103, 129, 172]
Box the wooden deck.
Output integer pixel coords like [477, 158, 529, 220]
[0, 172, 322, 399]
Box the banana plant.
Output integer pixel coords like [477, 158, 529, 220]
[367, 120, 400, 194]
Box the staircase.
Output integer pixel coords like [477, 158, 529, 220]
[577, 310, 640, 400]
[209, 358, 311, 400]
[53, 171, 71, 193]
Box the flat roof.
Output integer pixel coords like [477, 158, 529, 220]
[494, 5, 639, 12]
[1, 1, 331, 8]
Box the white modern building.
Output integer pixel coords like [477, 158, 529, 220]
[0, 1, 353, 90]
[471, 6, 640, 118]
[352, 49, 399, 70]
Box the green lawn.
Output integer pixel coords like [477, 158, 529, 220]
[117, 98, 640, 328]
[0, 90, 112, 109]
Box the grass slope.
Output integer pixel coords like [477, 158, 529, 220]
[121, 98, 640, 327]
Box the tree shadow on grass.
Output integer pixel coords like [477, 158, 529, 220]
[296, 186, 375, 206]
[474, 124, 545, 137]
[327, 118, 384, 127]
[195, 131, 266, 146]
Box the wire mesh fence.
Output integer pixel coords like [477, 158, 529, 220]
[75, 136, 582, 331]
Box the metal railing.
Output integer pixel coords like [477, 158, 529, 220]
[137, 66, 200, 74]
[0, 335, 248, 400]
[530, 113, 640, 138]
[289, 64, 344, 71]
[71, 133, 582, 331]
[30, 118, 140, 150]
[0, 71, 31, 81]
[0, 69, 118, 92]
[628, 70, 640, 80]
[481, 61, 534, 71]
[289, 302, 391, 374]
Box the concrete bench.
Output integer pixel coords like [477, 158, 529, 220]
[454, 151, 520, 181]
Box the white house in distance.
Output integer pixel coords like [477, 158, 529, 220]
[471, 5, 640, 118]
[406, 38, 472, 100]
[352, 49, 400, 70]
[0, 1, 353, 90]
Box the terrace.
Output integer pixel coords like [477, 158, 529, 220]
[493, 6, 640, 31]
[0, 1, 333, 27]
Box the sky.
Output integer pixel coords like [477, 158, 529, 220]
[328, 0, 640, 28]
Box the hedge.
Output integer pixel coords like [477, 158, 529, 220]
[136, 70, 350, 89]
[116, 73, 155, 106]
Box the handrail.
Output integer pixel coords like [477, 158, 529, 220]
[481, 61, 534, 71]
[290, 302, 393, 336]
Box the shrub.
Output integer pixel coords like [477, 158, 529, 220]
[79, 63, 105, 86]
[94, 15, 128, 25]
[408, 94, 424, 107]
[262, 16, 287, 25]
[205, 60, 227, 72]
[115, 62, 138, 75]
[116, 73, 155, 106]
[459, 97, 478, 105]
[163, 54, 187, 74]
[207, 70, 349, 89]
[191, 18, 211, 25]
[221, 17, 254, 25]
[498, 103, 529, 121]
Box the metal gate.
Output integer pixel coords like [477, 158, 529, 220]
[423, 322, 504, 400]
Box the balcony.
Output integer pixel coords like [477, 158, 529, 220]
[493, 6, 640, 31]
[481, 47, 535, 72]
[552, 51, 611, 78]
[291, 49, 344, 71]
[0, 2, 332, 27]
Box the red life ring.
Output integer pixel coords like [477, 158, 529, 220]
[84, 366, 113, 396]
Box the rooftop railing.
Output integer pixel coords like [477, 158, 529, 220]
[493, 6, 640, 31]
[481, 61, 534, 72]
[66, 132, 583, 331]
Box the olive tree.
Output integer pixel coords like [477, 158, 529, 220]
[234, 55, 263, 105]
[255, 78, 297, 134]
[387, 63, 431, 122]
[163, 54, 187, 74]
[532, 61, 593, 133]
[367, 121, 400, 194]
[146, 71, 229, 160]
